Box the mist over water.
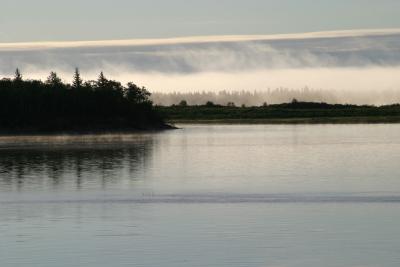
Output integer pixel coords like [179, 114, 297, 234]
[1, 29, 400, 104]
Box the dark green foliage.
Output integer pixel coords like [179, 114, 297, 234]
[205, 101, 216, 107]
[126, 83, 151, 104]
[46, 71, 63, 87]
[157, 101, 400, 123]
[0, 70, 165, 133]
[72, 68, 83, 89]
[97, 72, 108, 89]
[178, 100, 188, 107]
[14, 68, 22, 82]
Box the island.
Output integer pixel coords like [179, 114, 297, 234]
[0, 69, 172, 134]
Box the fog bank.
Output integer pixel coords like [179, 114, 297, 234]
[1, 29, 400, 104]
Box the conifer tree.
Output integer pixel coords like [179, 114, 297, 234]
[97, 71, 108, 88]
[72, 68, 83, 89]
[46, 71, 62, 86]
[14, 68, 22, 82]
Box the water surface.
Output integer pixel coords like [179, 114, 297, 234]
[1, 124, 400, 267]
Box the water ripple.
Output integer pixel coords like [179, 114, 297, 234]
[2, 193, 400, 204]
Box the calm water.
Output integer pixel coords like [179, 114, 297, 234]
[1, 124, 400, 267]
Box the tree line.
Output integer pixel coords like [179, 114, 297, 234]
[151, 88, 400, 107]
[0, 69, 165, 132]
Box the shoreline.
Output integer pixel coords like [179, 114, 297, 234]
[0, 124, 177, 136]
[168, 116, 400, 125]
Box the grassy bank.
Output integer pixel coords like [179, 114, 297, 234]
[157, 101, 400, 124]
[168, 117, 400, 124]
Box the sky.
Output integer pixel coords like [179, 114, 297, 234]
[1, 0, 400, 42]
[1, 1, 400, 104]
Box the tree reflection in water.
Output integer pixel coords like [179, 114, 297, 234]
[0, 134, 155, 191]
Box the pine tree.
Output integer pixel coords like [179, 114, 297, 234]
[14, 68, 22, 82]
[72, 68, 83, 89]
[97, 71, 107, 88]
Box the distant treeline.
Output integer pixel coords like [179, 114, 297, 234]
[0, 69, 167, 133]
[152, 89, 334, 107]
[151, 88, 400, 106]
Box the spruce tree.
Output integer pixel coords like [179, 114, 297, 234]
[72, 68, 83, 89]
[14, 68, 22, 82]
[97, 71, 107, 88]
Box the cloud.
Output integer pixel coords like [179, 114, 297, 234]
[1, 29, 400, 104]
[1, 29, 400, 73]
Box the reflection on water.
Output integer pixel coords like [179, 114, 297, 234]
[2, 124, 400, 198]
[0, 134, 154, 191]
[2, 125, 400, 267]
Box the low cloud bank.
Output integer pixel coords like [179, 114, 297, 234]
[1, 29, 400, 104]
